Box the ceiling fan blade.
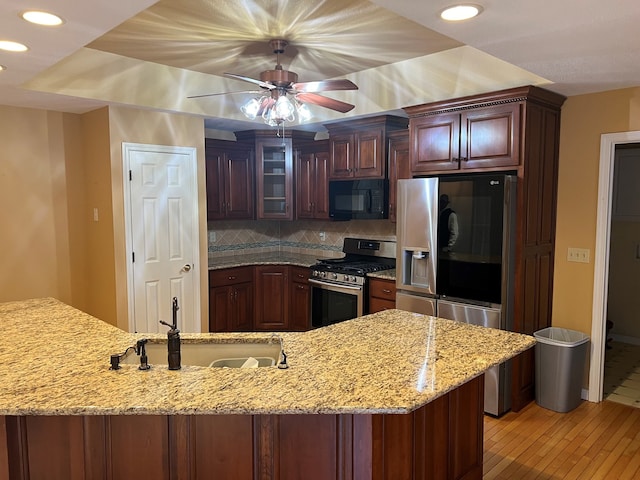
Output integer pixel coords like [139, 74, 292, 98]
[224, 73, 275, 90]
[292, 79, 358, 93]
[296, 92, 355, 113]
[187, 90, 262, 99]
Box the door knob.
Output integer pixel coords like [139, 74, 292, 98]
[182, 264, 192, 272]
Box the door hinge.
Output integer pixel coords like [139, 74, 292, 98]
[132, 252, 135, 263]
[129, 170, 132, 181]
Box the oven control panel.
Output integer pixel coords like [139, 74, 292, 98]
[311, 270, 366, 286]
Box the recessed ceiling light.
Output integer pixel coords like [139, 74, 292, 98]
[0, 65, 6, 71]
[21, 10, 64, 26]
[0, 41, 29, 53]
[440, 4, 483, 21]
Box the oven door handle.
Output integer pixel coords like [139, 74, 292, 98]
[308, 278, 363, 292]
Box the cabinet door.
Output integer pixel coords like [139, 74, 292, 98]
[230, 282, 254, 331]
[225, 150, 254, 219]
[256, 138, 293, 219]
[314, 151, 330, 219]
[209, 285, 231, 332]
[368, 278, 397, 314]
[205, 150, 226, 220]
[289, 267, 310, 330]
[410, 113, 460, 173]
[460, 103, 521, 169]
[355, 128, 384, 178]
[254, 266, 289, 330]
[329, 133, 355, 179]
[296, 152, 314, 219]
[387, 132, 410, 223]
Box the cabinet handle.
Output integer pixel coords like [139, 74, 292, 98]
[460, 157, 468, 162]
[228, 276, 236, 280]
[382, 289, 392, 294]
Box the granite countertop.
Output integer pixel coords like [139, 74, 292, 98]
[0, 298, 534, 416]
[208, 252, 327, 270]
[208, 253, 397, 281]
[367, 269, 396, 280]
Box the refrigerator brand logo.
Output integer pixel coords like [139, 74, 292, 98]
[490, 180, 500, 186]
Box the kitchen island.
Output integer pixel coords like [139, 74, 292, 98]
[0, 298, 534, 480]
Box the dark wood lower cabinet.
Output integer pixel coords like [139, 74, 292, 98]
[1, 376, 483, 480]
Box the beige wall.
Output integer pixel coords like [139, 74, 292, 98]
[0, 104, 207, 331]
[0, 106, 84, 306]
[553, 87, 640, 338]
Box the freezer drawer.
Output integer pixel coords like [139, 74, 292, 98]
[437, 299, 502, 329]
[395, 291, 436, 316]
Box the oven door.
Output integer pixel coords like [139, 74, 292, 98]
[309, 278, 364, 328]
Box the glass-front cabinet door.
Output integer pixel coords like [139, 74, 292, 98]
[256, 137, 293, 219]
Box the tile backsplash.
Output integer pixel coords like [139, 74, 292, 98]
[208, 219, 396, 258]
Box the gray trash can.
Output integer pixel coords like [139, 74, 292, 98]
[534, 327, 589, 413]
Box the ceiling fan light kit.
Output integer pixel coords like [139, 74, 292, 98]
[190, 39, 358, 128]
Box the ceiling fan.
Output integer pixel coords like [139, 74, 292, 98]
[188, 39, 358, 126]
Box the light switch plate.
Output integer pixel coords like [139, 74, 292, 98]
[567, 247, 590, 263]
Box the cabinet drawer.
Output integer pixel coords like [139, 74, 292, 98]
[369, 278, 396, 300]
[209, 266, 253, 286]
[369, 297, 396, 314]
[290, 266, 310, 284]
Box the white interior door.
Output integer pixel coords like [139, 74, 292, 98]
[123, 143, 200, 333]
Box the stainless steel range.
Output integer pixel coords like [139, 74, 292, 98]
[309, 237, 396, 328]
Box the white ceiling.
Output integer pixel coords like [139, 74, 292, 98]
[1, 0, 639, 133]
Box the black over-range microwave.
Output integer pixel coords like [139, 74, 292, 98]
[329, 179, 389, 220]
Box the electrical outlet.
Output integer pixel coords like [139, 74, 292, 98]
[567, 247, 590, 263]
[208, 231, 216, 243]
[319, 231, 326, 242]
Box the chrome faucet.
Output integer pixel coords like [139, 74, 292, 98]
[160, 297, 181, 370]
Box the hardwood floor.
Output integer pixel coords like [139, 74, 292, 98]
[483, 400, 640, 479]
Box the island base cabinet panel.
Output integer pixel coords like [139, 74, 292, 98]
[0, 376, 483, 480]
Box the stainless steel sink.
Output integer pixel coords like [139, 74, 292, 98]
[121, 339, 282, 368]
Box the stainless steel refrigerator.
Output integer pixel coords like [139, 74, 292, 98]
[395, 174, 517, 416]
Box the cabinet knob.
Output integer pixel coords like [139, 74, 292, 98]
[460, 157, 468, 162]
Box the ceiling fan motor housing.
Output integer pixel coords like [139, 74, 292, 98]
[260, 67, 298, 87]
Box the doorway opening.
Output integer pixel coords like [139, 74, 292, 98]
[590, 131, 640, 403]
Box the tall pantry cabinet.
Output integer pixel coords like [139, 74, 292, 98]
[404, 86, 566, 411]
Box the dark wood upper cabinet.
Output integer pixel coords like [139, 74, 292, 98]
[325, 115, 408, 180]
[296, 140, 329, 220]
[387, 130, 411, 223]
[408, 103, 520, 174]
[255, 137, 294, 220]
[205, 139, 254, 220]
